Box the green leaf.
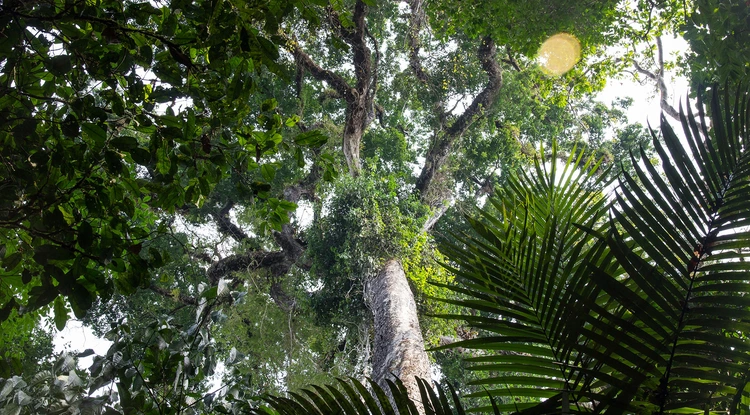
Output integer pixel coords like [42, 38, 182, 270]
[61, 115, 80, 137]
[68, 283, 93, 318]
[47, 55, 72, 76]
[261, 98, 278, 112]
[78, 222, 94, 249]
[202, 286, 218, 300]
[130, 148, 152, 165]
[2, 252, 22, 271]
[260, 164, 276, 181]
[21, 270, 32, 285]
[0, 299, 17, 323]
[58, 205, 76, 225]
[26, 284, 58, 310]
[34, 245, 76, 264]
[285, 115, 300, 127]
[82, 123, 107, 148]
[110, 136, 140, 151]
[257, 37, 279, 60]
[53, 297, 68, 331]
[294, 130, 328, 147]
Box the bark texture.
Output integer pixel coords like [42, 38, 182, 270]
[366, 259, 431, 410]
[289, 0, 376, 176]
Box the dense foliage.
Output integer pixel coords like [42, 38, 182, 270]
[2, 0, 748, 413]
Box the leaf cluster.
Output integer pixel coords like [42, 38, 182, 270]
[0, 0, 326, 325]
[307, 172, 428, 325]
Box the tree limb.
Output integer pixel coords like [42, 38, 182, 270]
[502, 47, 522, 72]
[632, 36, 680, 121]
[149, 284, 199, 306]
[206, 250, 288, 284]
[287, 0, 376, 176]
[406, 0, 429, 84]
[325, 6, 356, 44]
[290, 43, 354, 102]
[414, 36, 503, 204]
[212, 201, 250, 243]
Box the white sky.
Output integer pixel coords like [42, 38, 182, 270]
[596, 35, 690, 128]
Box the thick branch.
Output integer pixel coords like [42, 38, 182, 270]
[351, 0, 372, 94]
[414, 36, 503, 203]
[422, 201, 451, 233]
[273, 224, 307, 267]
[325, 6, 356, 44]
[206, 250, 288, 284]
[288, 0, 375, 177]
[406, 0, 429, 84]
[291, 44, 354, 102]
[212, 201, 250, 242]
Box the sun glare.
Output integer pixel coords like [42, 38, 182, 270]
[537, 33, 581, 76]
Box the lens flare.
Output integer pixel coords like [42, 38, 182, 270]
[537, 33, 581, 76]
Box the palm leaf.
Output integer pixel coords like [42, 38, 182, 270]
[582, 87, 750, 413]
[435, 144, 618, 412]
[253, 377, 488, 415]
[436, 86, 750, 414]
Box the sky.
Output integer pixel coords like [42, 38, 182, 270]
[596, 35, 691, 128]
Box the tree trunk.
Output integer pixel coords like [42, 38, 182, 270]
[366, 259, 431, 411]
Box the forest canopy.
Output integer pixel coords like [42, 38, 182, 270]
[1, 0, 749, 413]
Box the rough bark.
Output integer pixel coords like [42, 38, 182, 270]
[288, 0, 376, 177]
[366, 259, 431, 411]
[413, 36, 503, 205]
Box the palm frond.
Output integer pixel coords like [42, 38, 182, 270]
[435, 144, 616, 413]
[436, 86, 750, 414]
[253, 377, 487, 415]
[587, 87, 750, 413]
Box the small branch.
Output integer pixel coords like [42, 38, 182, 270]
[149, 284, 199, 306]
[502, 47, 522, 72]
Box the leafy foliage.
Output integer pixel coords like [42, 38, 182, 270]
[0, 284, 256, 415]
[0, 0, 324, 324]
[435, 86, 750, 413]
[428, 0, 619, 58]
[437, 145, 613, 413]
[4, 0, 743, 414]
[308, 173, 428, 325]
[683, 0, 750, 88]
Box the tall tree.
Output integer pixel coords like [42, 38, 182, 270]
[0, 0, 666, 409]
[263, 84, 750, 414]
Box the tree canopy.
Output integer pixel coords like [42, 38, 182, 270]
[1, 0, 748, 413]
